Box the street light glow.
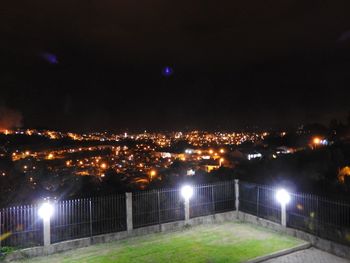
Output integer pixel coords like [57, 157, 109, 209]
[181, 185, 193, 200]
[276, 189, 291, 205]
[38, 202, 54, 220]
[313, 137, 321, 145]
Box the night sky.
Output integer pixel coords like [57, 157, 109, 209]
[1, 0, 350, 132]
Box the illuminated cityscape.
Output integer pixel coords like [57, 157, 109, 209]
[0, 129, 272, 188]
[1, 1, 350, 261]
[1, 123, 348, 206]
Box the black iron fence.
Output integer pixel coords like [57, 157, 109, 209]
[0, 205, 43, 248]
[132, 188, 185, 228]
[1, 180, 350, 249]
[132, 181, 236, 228]
[240, 181, 350, 246]
[239, 182, 281, 224]
[50, 195, 126, 243]
[287, 192, 350, 246]
[190, 181, 236, 218]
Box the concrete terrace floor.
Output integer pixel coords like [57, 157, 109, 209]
[264, 247, 349, 263]
[13, 222, 305, 263]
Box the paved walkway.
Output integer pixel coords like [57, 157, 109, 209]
[263, 247, 350, 263]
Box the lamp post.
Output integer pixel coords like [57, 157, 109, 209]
[181, 185, 193, 223]
[276, 189, 290, 227]
[38, 202, 54, 246]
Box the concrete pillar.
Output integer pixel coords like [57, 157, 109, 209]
[234, 179, 239, 218]
[281, 203, 287, 227]
[43, 217, 51, 246]
[184, 198, 190, 223]
[126, 192, 133, 231]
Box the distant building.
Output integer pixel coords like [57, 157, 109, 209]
[276, 146, 294, 155]
[199, 159, 220, 172]
[187, 169, 196, 176]
[231, 149, 262, 161]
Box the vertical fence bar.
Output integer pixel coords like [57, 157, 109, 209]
[256, 187, 260, 217]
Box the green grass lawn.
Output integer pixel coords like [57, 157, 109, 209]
[15, 222, 303, 263]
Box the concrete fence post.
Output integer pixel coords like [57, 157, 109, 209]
[126, 192, 133, 232]
[43, 217, 51, 247]
[234, 179, 239, 218]
[281, 203, 287, 227]
[184, 198, 190, 223]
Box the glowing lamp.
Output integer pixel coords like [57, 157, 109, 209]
[276, 189, 290, 205]
[313, 137, 321, 145]
[181, 185, 193, 200]
[38, 202, 54, 220]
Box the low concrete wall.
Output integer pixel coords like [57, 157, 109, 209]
[4, 211, 237, 262]
[238, 211, 350, 260]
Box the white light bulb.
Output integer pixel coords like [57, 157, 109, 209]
[276, 189, 291, 205]
[181, 185, 194, 200]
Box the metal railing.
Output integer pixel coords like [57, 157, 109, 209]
[131, 181, 236, 228]
[190, 181, 236, 218]
[50, 195, 126, 243]
[240, 181, 350, 246]
[239, 182, 281, 224]
[132, 188, 185, 228]
[0, 205, 43, 248]
[0, 180, 350, 249]
[287, 192, 350, 246]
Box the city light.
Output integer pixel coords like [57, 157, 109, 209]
[38, 202, 54, 220]
[150, 170, 157, 180]
[1, 129, 283, 188]
[181, 185, 193, 200]
[276, 189, 291, 205]
[313, 137, 321, 145]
